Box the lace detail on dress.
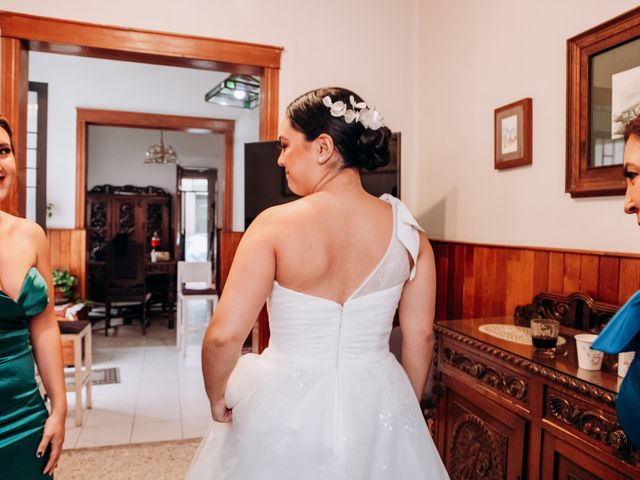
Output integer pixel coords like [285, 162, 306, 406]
[353, 239, 409, 299]
[351, 195, 420, 299]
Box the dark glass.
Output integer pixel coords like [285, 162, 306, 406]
[530, 318, 560, 357]
[531, 336, 558, 349]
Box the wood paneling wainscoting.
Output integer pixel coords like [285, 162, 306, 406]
[218, 230, 269, 352]
[431, 240, 640, 321]
[218, 230, 244, 293]
[47, 229, 87, 299]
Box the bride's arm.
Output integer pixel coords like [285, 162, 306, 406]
[397, 233, 437, 402]
[201, 210, 277, 422]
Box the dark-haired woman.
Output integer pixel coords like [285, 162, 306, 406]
[0, 117, 66, 478]
[187, 88, 449, 479]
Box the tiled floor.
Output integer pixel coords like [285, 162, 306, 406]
[64, 300, 214, 449]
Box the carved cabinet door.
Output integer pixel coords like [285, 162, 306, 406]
[541, 432, 631, 480]
[441, 387, 526, 480]
[144, 198, 171, 252]
[111, 197, 143, 244]
[87, 195, 111, 261]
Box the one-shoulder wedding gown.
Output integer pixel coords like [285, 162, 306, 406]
[187, 194, 449, 479]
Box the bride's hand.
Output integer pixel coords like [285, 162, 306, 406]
[211, 396, 233, 423]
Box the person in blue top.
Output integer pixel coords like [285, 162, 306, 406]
[592, 113, 640, 450]
[0, 116, 66, 478]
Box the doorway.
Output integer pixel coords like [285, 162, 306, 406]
[177, 166, 218, 265]
[0, 10, 281, 220]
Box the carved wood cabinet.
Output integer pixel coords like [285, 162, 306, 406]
[434, 317, 639, 480]
[86, 185, 176, 308]
[87, 185, 173, 261]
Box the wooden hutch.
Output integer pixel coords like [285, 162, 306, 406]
[434, 313, 639, 479]
[86, 184, 176, 316]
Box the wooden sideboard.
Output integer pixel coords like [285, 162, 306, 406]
[434, 317, 639, 480]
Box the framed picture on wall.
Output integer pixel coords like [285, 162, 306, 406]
[494, 97, 532, 170]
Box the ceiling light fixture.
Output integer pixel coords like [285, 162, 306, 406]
[205, 74, 260, 109]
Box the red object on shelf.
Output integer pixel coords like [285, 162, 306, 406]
[150, 232, 161, 248]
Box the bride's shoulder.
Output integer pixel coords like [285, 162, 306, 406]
[245, 198, 316, 243]
[254, 197, 317, 226]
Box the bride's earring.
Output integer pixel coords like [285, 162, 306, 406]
[318, 155, 324, 164]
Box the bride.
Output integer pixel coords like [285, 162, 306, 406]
[186, 87, 449, 479]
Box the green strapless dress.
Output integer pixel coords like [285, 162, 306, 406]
[0, 267, 51, 479]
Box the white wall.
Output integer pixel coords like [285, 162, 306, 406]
[28, 51, 259, 230]
[88, 126, 225, 222]
[88, 126, 224, 193]
[417, 0, 640, 253]
[9, 1, 636, 252]
[6, 0, 418, 229]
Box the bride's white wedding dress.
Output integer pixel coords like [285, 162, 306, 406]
[186, 194, 449, 479]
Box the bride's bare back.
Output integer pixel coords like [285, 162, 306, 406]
[272, 189, 393, 306]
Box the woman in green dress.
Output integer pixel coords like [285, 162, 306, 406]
[0, 116, 66, 478]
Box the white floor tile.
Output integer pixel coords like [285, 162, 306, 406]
[63, 426, 82, 449]
[93, 383, 140, 408]
[134, 400, 181, 423]
[178, 381, 206, 399]
[65, 408, 89, 428]
[84, 407, 135, 427]
[180, 399, 211, 419]
[178, 369, 205, 384]
[138, 391, 180, 406]
[72, 301, 212, 448]
[75, 424, 132, 448]
[131, 420, 182, 443]
[182, 417, 210, 439]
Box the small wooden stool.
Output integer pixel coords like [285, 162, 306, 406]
[58, 320, 93, 426]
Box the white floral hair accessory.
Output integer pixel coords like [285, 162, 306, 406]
[322, 95, 384, 130]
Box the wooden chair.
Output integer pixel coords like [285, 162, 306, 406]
[91, 234, 149, 335]
[176, 261, 217, 355]
[514, 291, 618, 333]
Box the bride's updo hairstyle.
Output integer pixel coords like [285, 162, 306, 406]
[286, 87, 392, 171]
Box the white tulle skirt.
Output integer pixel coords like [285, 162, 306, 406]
[186, 348, 449, 480]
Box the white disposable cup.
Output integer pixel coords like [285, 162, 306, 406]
[575, 334, 604, 371]
[618, 351, 636, 378]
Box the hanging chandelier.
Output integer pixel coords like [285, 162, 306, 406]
[144, 130, 179, 164]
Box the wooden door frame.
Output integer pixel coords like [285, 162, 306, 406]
[77, 109, 234, 231]
[0, 10, 281, 222]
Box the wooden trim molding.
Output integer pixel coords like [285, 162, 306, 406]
[260, 67, 280, 140]
[223, 126, 235, 230]
[0, 10, 282, 222]
[0, 11, 282, 71]
[0, 37, 28, 216]
[76, 108, 235, 230]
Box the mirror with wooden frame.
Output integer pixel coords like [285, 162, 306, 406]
[566, 6, 640, 197]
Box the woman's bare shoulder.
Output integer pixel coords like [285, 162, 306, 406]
[3, 213, 46, 243]
[252, 197, 318, 229]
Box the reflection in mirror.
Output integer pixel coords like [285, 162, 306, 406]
[589, 37, 640, 167]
